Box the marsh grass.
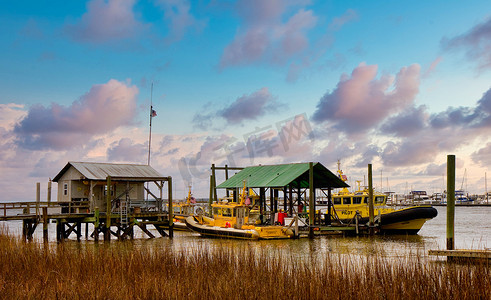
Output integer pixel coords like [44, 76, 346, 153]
[0, 230, 489, 299]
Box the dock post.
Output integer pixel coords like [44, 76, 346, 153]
[309, 162, 314, 238]
[47, 180, 52, 204]
[168, 176, 173, 239]
[22, 220, 27, 242]
[447, 155, 455, 251]
[368, 164, 375, 235]
[209, 175, 213, 214]
[56, 220, 63, 242]
[36, 182, 40, 217]
[43, 207, 48, 243]
[94, 207, 100, 242]
[105, 176, 111, 242]
[327, 187, 332, 225]
[225, 164, 230, 198]
[211, 164, 217, 202]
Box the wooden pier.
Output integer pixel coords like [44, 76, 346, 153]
[0, 162, 176, 242]
[429, 249, 491, 261]
[0, 201, 174, 242]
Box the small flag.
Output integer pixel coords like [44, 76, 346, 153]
[151, 109, 157, 117]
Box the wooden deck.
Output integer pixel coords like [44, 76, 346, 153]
[0, 201, 174, 242]
[429, 249, 491, 260]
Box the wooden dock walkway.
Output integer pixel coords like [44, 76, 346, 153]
[0, 201, 174, 242]
[429, 249, 491, 260]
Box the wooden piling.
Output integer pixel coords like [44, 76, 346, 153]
[309, 162, 314, 238]
[94, 207, 100, 242]
[168, 176, 173, 238]
[105, 176, 111, 242]
[447, 155, 455, 251]
[327, 187, 332, 226]
[211, 164, 217, 202]
[47, 180, 52, 204]
[43, 207, 48, 243]
[36, 182, 40, 217]
[368, 164, 375, 234]
[209, 175, 213, 214]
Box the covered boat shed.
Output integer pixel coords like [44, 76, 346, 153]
[215, 162, 348, 229]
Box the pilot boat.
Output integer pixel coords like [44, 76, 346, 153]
[330, 164, 437, 234]
[185, 182, 293, 239]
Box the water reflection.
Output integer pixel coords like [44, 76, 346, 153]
[1, 206, 490, 259]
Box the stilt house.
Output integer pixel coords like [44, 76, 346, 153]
[53, 162, 170, 213]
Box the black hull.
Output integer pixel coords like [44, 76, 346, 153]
[342, 206, 438, 235]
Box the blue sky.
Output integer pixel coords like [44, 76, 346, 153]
[1, 0, 491, 200]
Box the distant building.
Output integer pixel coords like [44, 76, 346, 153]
[52, 162, 169, 213]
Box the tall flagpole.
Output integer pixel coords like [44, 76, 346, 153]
[147, 82, 153, 166]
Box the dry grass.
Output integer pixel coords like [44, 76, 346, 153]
[0, 230, 489, 300]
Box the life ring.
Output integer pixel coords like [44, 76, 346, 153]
[225, 221, 231, 228]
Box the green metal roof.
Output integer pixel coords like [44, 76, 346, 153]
[216, 162, 349, 189]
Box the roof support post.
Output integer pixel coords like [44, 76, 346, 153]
[283, 186, 287, 212]
[309, 162, 315, 238]
[327, 187, 332, 225]
[105, 176, 111, 242]
[270, 188, 274, 219]
[288, 185, 293, 216]
[259, 188, 265, 216]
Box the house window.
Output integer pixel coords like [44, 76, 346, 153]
[63, 183, 68, 196]
[104, 185, 114, 196]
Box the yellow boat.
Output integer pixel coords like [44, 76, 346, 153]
[173, 186, 201, 230]
[185, 182, 293, 239]
[329, 164, 437, 234]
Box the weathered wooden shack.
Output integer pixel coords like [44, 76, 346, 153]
[52, 162, 169, 213]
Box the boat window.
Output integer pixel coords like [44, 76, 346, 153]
[375, 196, 385, 204]
[333, 197, 341, 205]
[223, 208, 232, 217]
[213, 207, 221, 216]
[343, 197, 351, 205]
[362, 197, 367, 204]
[353, 197, 362, 204]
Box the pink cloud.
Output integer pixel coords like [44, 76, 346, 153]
[219, 0, 317, 68]
[65, 0, 144, 43]
[312, 63, 421, 133]
[14, 79, 139, 150]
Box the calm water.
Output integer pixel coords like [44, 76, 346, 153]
[1, 206, 490, 258]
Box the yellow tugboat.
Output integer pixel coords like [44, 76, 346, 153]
[185, 181, 293, 239]
[330, 163, 437, 234]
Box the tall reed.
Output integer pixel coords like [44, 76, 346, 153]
[0, 230, 489, 299]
